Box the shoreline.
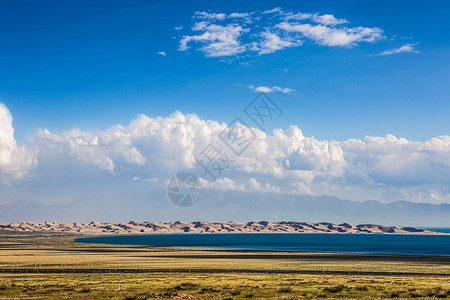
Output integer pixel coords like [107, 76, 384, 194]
[1, 220, 446, 235]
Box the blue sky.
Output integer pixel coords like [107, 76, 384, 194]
[1, 0, 450, 208]
[1, 0, 449, 142]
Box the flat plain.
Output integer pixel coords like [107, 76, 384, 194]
[0, 231, 449, 299]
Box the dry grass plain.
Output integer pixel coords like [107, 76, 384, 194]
[0, 231, 449, 299]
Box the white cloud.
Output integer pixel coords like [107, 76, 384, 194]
[35, 124, 147, 174]
[199, 177, 246, 192]
[199, 177, 280, 194]
[34, 111, 225, 174]
[194, 11, 252, 21]
[145, 177, 158, 182]
[3, 104, 450, 204]
[277, 22, 383, 47]
[179, 23, 248, 57]
[157, 51, 166, 56]
[285, 12, 348, 26]
[248, 177, 261, 191]
[248, 178, 280, 193]
[0, 104, 37, 184]
[340, 134, 450, 186]
[256, 31, 301, 54]
[263, 7, 283, 15]
[195, 11, 227, 21]
[178, 9, 386, 57]
[248, 85, 294, 93]
[229, 13, 251, 19]
[174, 26, 183, 30]
[375, 43, 420, 56]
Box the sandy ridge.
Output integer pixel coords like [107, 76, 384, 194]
[0, 221, 440, 235]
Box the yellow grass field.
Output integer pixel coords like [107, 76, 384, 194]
[0, 231, 449, 299]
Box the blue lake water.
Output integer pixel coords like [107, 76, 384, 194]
[76, 233, 450, 256]
[422, 227, 450, 234]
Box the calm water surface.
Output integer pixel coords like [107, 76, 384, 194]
[422, 227, 450, 234]
[76, 233, 450, 256]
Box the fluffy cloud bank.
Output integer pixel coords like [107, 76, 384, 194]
[0, 104, 37, 184]
[178, 8, 384, 57]
[33, 112, 347, 181]
[1, 103, 450, 203]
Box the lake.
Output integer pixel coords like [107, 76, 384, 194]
[422, 227, 450, 234]
[76, 233, 450, 256]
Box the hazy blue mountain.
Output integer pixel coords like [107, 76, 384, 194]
[1, 190, 449, 227]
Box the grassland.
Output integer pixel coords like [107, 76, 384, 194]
[0, 230, 449, 299]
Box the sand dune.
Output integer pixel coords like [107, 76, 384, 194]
[0, 221, 440, 235]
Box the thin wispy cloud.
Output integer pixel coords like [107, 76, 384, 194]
[157, 51, 167, 56]
[375, 43, 420, 56]
[179, 23, 248, 57]
[262, 7, 283, 15]
[195, 11, 227, 21]
[284, 12, 348, 26]
[247, 85, 294, 93]
[145, 177, 158, 183]
[277, 22, 383, 47]
[177, 8, 385, 58]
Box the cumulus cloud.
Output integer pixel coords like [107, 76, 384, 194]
[52, 114, 450, 203]
[199, 177, 246, 192]
[248, 85, 294, 93]
[375, 43, 420, 56]
[3, 105, 450, 203]
[0, 103, 37, 184]
[199, 177, 280, 194]
[178, 9, 385, 57]
[248, 177, 281, 193]
[340, 134, 450, 186]
[34, 111, 226, 175]
[35, 125, 146, 174]
[29, 111, 346, 183]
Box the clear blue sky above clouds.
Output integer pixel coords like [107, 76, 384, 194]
[1, 0, 449, 142]
[1, 0, 450, 209]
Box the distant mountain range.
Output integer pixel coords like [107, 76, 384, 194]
[1, 190, 449, 227]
